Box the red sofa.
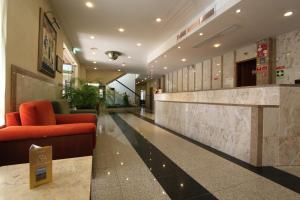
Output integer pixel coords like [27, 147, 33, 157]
[0, 100, 97, 166]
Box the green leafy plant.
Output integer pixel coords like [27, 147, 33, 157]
[63, 78, 100, 109]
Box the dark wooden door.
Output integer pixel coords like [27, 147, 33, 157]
[237, 59, 257, 87]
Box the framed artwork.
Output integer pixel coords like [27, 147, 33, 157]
[56, 55, 63, 73]
[38, 8, 57, 78]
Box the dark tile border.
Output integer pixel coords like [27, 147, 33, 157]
[111, 113, 218, 200]
[131, 112, 300, 194]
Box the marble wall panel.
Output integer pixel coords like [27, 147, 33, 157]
[177, 68, 183, 92]
[195, 62, 203, 91]
[223, 51, 235, 88]
[276, 29, 300, 84]
[203, 59, 212, 90]
[212, 56, 222, 89]
[278, 87, 300, 165]
[172, 71, 178, 92]
[155, 101, 254, 164]
[188, 66, 195, 91]
[16, 74, 57, 109]
[155, 85, 280, 106]
[165, 74, 169, 93]
[183, 67, 188, 92]
[262, 107, 280, 166]
[168, 72, 173, 93]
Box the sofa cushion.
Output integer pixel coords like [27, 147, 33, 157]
[0, 123, 96, 142]
[6, 112, 21, 126]
[19, 100, 56, 126]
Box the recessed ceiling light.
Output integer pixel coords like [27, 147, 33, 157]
[94, 67, 97, 70]
[284, 11, 293, 17]
[85, 2, 94, 8]
[128, 56, 132, 59]
[156, 18, 162, 23]
[136, 43, 142, 47]
[177, 46, 181, 49]
[118, 69, 121, 72]
[214, 43, 221, 48]
[92, 52, 96, 55]
[236, 9, 241, 14]
[217, 63, 220, 66]
[93, 61, 97, 64]
[181, 58, 187, 62]
[118, 28, 125, 32]
[199, 32, 204, 36]
[163, 66, 168, 70]
[122, 63, 126, 67]
[90, 35, 95, 39]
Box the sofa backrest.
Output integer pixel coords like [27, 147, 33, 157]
[19, 100, 56, 126]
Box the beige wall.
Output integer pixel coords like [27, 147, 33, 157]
[212, 56, 222, 89]
[223, 51, 235, 88]
[86, 69, 124, 84]
[203, 59, 212, 90]
[164, 43, 258, 93]
[164, 28, 300, 93]
[5, 0, 80, 112]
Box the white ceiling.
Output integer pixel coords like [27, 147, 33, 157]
[50, 0, 213, 74]
[50, 0, 300, 77]
[148, 0, 300, 75]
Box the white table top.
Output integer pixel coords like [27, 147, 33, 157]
[0, 156, 92, 200]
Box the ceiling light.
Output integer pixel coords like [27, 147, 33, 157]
[156, 18, 162, 23]
[94, 67, 97, 70]
[85, 2, 94, 8]
[93, 61, 97, 64]
[181, 58, 187, 62]
[122, 63, 126, 67]
[128, 56, 132, 59]
[284, 11, 293, 17]
[199, 32, 204, 36]
[118, 28, 125, 32]
[214, 43, 221, 48]
[177, 46, 181, 49]
[136, 43, 142, 47]
[105, 51, 122, 60]
[118, 69, 121, 72]
[236, 9, 241, 14]
[163, 66, 168, 70]
[90, 36, 95, 39]
[92, 52, 96, 55]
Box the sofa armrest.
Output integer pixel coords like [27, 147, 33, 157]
[55, 114, 97, 125]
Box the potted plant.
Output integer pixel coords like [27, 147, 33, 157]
[63, 79, 100, 111]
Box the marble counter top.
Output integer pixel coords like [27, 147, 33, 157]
[0, 156, 92, 200]
[155, 85, 300, 106]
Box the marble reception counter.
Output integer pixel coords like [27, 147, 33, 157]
[154, 85, 300, 167]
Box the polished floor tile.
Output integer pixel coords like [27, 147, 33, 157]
[118, 113, 300, 199]
[91, 114, 170, 200]
[111, 113, 216, 200]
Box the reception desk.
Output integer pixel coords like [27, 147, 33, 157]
[154, 85, 300, 167]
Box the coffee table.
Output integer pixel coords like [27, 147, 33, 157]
[0, 156, 92, 200]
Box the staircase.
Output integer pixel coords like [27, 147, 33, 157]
[106, 74, 139, 106]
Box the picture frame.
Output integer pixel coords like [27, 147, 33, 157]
[56, 55, 63, 73]
[37, 8, 57, 78]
